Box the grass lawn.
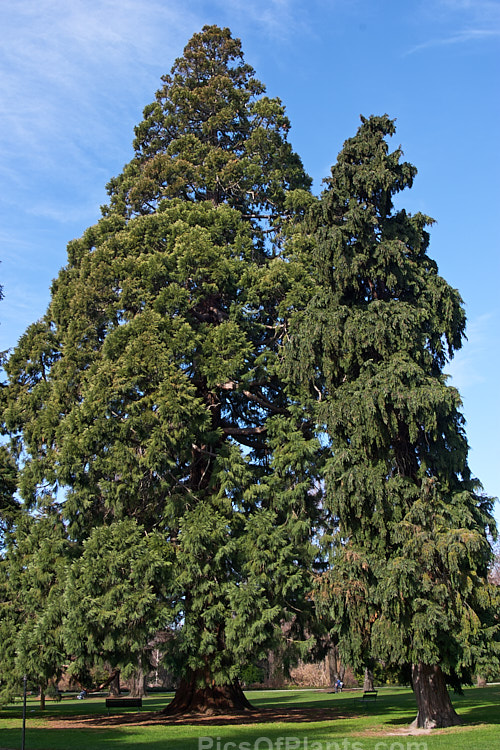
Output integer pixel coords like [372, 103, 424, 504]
[0, 685, 498, 750]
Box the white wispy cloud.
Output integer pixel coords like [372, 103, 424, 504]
[0, 0, 207, 244]
[407, 27, 500, 54]
[406, 0, 500, 53]
[213, 0, 303, 42]
[0, 2, 212, 175]
[445, 312, 497, 391]
[0, 0, 304, 191]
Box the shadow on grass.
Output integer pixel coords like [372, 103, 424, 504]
[1, 693, 176, 720]
[383, 685, 500, 727]
[0, 719, 404, 750]
[1, 686, 498, 750]
[445, 685, 500, 726]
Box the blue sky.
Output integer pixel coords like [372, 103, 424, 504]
[0, 0, 498, 523]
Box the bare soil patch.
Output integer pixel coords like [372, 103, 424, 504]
[47, 706, 348, 729]
[358, 726, 433, 737]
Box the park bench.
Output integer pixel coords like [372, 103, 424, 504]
[358, 690, 378, 702]
[105, 697, 142, 714]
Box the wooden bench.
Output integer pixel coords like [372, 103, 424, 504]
[105, 697, 142, 714]
[358, 690, 378, 702]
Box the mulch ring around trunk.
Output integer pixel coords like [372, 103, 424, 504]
[47, 706, 349, 728]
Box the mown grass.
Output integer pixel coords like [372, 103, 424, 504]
[0, 685, 498, 750]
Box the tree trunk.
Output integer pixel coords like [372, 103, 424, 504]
[109, 671, 121, 696]
[128, 657, 147, 698]
[326, 644, 345, 689]
[363, 667, 374, 692]
[410, 663, 461, 729]
[39, 686, 46, 711]
[98, 668, 121, 693]
[476, 675, 487, 687]
[162, 674, 254, 715]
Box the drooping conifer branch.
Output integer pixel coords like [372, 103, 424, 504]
[287, 114, 499, 729]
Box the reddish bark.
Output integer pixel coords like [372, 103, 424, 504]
[411, 663, 461, 729]
[162, 675, 254, 715]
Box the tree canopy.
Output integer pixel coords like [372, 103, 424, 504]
[286, 114, 499, 728]
[0, 29, 497, 725]
[2, 25, 321, 714]
[105, 24, 309, 233]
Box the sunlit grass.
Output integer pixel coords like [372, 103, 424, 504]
[0, 685, 498, 750]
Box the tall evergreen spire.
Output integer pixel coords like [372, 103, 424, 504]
[2, 26, 318, 714]
[105, 24, 310, 233]
[288, 114, 499, 728]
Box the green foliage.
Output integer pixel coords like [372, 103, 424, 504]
[0, 283, 20, 545]
[1, 26, 318, 699]
[3, 26, 493, 715]
[240, 663, 265, 685]
[64, 519, 171, 680]
[46, 682, 62, 701]
[104, 24, 310, 234]
[288, 114, 499, 690]
[0, 509, 71, 704]
[0, 444, 18, 546]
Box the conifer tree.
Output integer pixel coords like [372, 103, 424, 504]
[0, 445, 18, 548]
[0, 510, 70, 708]
[2, 26, 320, 713]
[64, 519, 171, 697]
[105, 24, 308, 234]
[287, 115, 499, 728]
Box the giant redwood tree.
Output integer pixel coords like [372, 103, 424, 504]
[287, 115, 499, 728]
[2, 26, 321, 713]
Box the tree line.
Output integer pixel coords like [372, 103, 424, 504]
[0, 25, 498, 729]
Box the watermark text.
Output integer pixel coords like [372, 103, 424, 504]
[198, 737, 428, 750]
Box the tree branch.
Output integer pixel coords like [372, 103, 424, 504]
[222, 425, 267, 436]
